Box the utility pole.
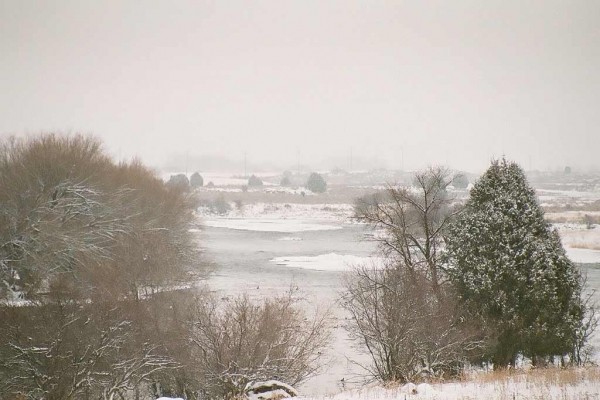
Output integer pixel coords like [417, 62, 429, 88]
[244, 152, 247, 178]
[350, 147, 353, 172]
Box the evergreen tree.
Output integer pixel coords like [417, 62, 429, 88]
[306, 172, 327, 193]
[190, 171, 204, 188]
[452, 173, 469, 189]
[167, 173, 190, 190]
[248, 174, 263, 187]
[445, 159, 585, 367]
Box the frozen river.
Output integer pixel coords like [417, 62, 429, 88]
[198, 216, 600, 395]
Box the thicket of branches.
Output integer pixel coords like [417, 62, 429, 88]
[345, 168, 486, 382]
[182, 292, 330, 399]
[0, 299, 180, 400]
[0, 134, 201, 301]
[0, 134, 329, 399]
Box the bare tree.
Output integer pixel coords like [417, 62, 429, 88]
[0, 135, 205, 301]
[343, 262, 484, 383]
[354, 167, 457, 297]
[0, 301, 178, 400]
[187, 292, 330, 399]
[344, 167, 484, 382]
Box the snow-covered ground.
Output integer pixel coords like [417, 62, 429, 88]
[538, 188, 600, 208]
[554, 223, 600, 253]
[203, 218, 343, 233]
[271, 253, 382, 272]
[199, 203, 355, 232]
[200, 202, 355, 220]
[566, 248, 600, 264]
[295, 369, 600, 400]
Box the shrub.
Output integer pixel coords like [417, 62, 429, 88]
[281, 176, 291, 186]
[452, 173, 469, 189]
[212, 195, 231, 215]
[234, 199, 243, 210]
[306, 172, 327, 193]
[167, 173, 190, 190]
[186, 292, 330, 399]
[190, 172, 204, 188]
[343, 263, 479, 382]
[248, 174, 263, 187]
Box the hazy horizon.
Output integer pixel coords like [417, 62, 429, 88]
[2, 1, 599, 173]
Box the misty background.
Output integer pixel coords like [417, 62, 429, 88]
[1, 1, 599, 173]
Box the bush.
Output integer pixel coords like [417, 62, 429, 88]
[234, 199, 243, 210]
[167, 173, 190, 190]
[248, 174, 263, 187]
[186, 292, 330, 399]
[343, 264, 479, 382]
[0, 299, 178, 400]
[212, 195, 231, 215]
[190, 172, 204, 188]
[280, 176, 291, 186]
[452, 173, 469, 189]
[306, 172, 327, 193]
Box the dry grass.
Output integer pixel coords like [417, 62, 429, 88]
[467, 366, 600, 385]
[301, 367, 600, 399]
[545, 211, 600, 224]
[569, 242, 600, 251]
[559, 228, 600, 251]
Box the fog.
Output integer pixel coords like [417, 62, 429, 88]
[1, 1, 599, 173]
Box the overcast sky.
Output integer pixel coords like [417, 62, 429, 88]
[1, 1, 599, 173]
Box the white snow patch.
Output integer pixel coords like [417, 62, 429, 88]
[204, 218, 342, 233]
[271, 253, 381, 272]
[294, 373, 600, 399]
[198, 202, 354, 220]
[566, 247, 600, 264]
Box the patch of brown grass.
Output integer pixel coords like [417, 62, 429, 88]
[467, 366, 600, 386]
[569, 242, 600, 250]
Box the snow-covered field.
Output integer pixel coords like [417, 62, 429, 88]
[200, 203, 354, 233]
[296, 368, 600, 400]
[271, 253, 382, 272]
[538, 188, 600, 208]
[201, 202, 355, 220]
[555, 223, 600, 252]
[203, 218, 343, 233]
